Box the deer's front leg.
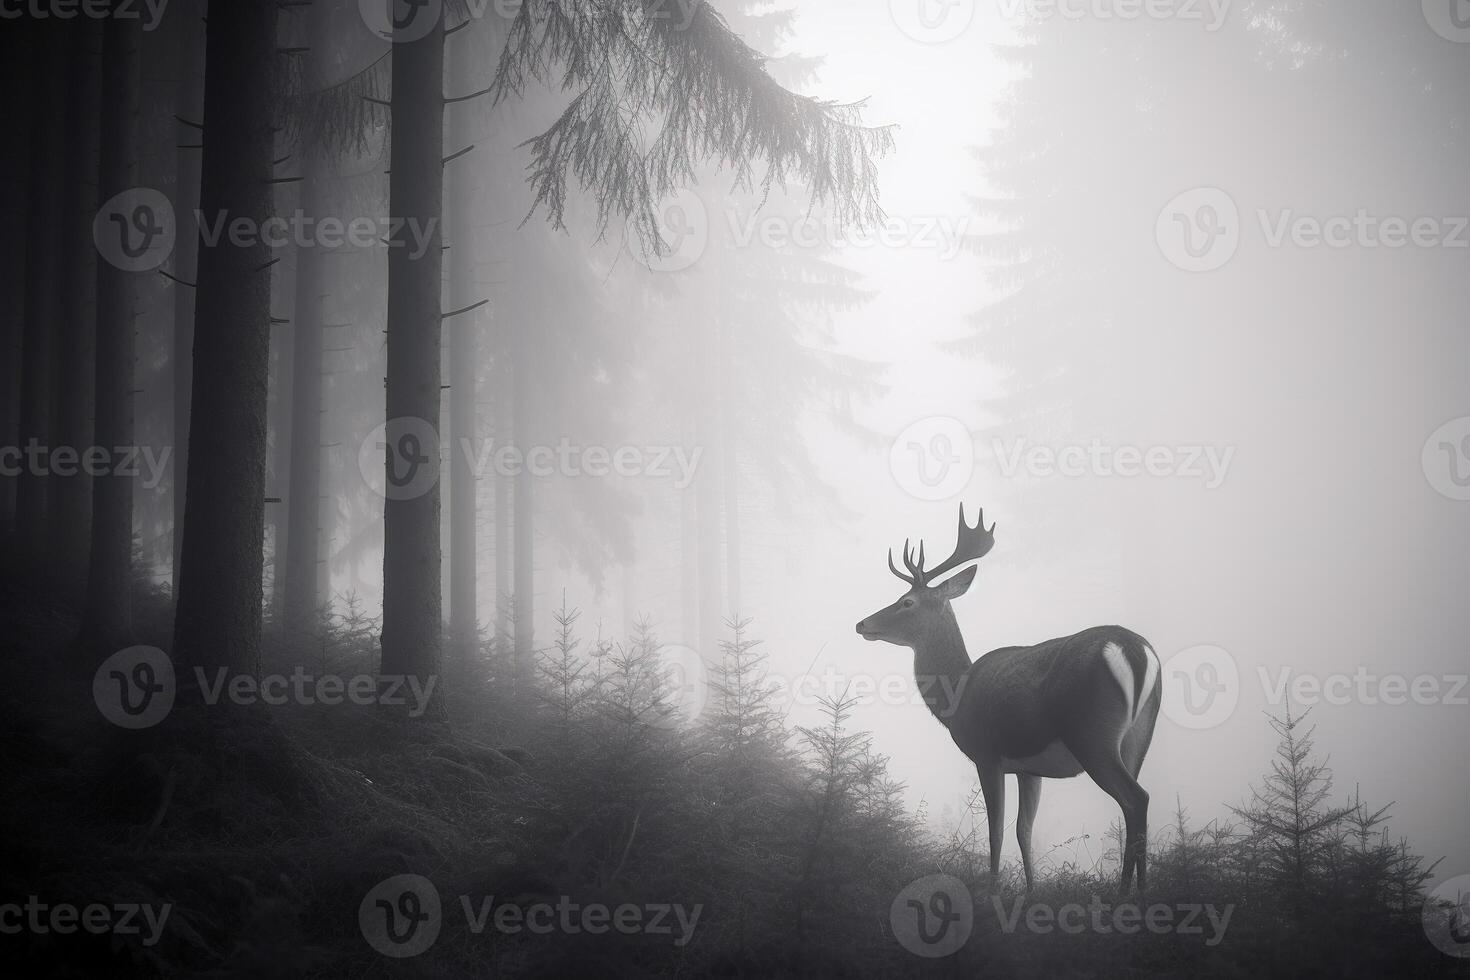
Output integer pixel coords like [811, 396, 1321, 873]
[976, 760, 1006, 882]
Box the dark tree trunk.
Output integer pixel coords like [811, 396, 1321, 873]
[17, 26, 67, 579]
[379, 11, 446, 714]
[82, 14, 140, 652]
[172, 3, 206, 583]
[281, 0, 334, 638]
[172, 1, 278, 674]
[54, 22, 102, 599]
[281, 160, 325, 636]
[0, 27, 36, 566]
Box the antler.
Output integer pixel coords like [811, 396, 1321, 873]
[887, 504, 997, 587]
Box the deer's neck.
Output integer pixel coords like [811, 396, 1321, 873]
[912, 605, 972, 726]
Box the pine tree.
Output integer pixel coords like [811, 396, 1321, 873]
[1229, 703, 1353, 918]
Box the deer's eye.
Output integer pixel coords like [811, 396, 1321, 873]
[901, 598, 916, 609]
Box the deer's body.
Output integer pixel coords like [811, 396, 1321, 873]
[858, 507, 1162, 891]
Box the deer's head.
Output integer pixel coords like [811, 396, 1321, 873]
[855, 504, 996, 648]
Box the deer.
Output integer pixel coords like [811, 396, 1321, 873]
[855, 504, 1161, 892]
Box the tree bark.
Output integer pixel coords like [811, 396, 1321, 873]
[281, 161, 325, 636]
[0, 26, 37, 570]
[281, 1, 334, 638]
[17, 26, 67, 579]
[446, 40, 480, 652]
[54, 22, 102, 599]
[512, 350, 535, 688]
[172, 1, 278, 674]
[171, 3, 206, 583]
[83, 14, 141, 652]
[493, 361, 512, 646]
[379, 11, 446, 715]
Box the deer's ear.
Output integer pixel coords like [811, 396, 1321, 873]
[935, 565, 977, 600]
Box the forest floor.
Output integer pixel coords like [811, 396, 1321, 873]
[1, 584, 1466, 979]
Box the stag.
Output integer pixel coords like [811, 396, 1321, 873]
[855, 505, 1161, 891]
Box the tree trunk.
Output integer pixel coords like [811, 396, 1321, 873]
[694, 326, 723, 663]
[54, 22, 102, 599]
[281, 159, 325, 636]
[379, 11, 446, 715]
[83, 14, 140, 652]
[0, 27, 37, 571]
[679, 432, 697, 647]
[723, 439, 741, 621]
[172, 1, 278, 675]
[446, 40, 480, 652]
[512, 354, 535, 688]
[17, 25, 66, 579]
[281, 0, 334, 638]
[172, 3, 206, 583]
[493, 361, 512, 646]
